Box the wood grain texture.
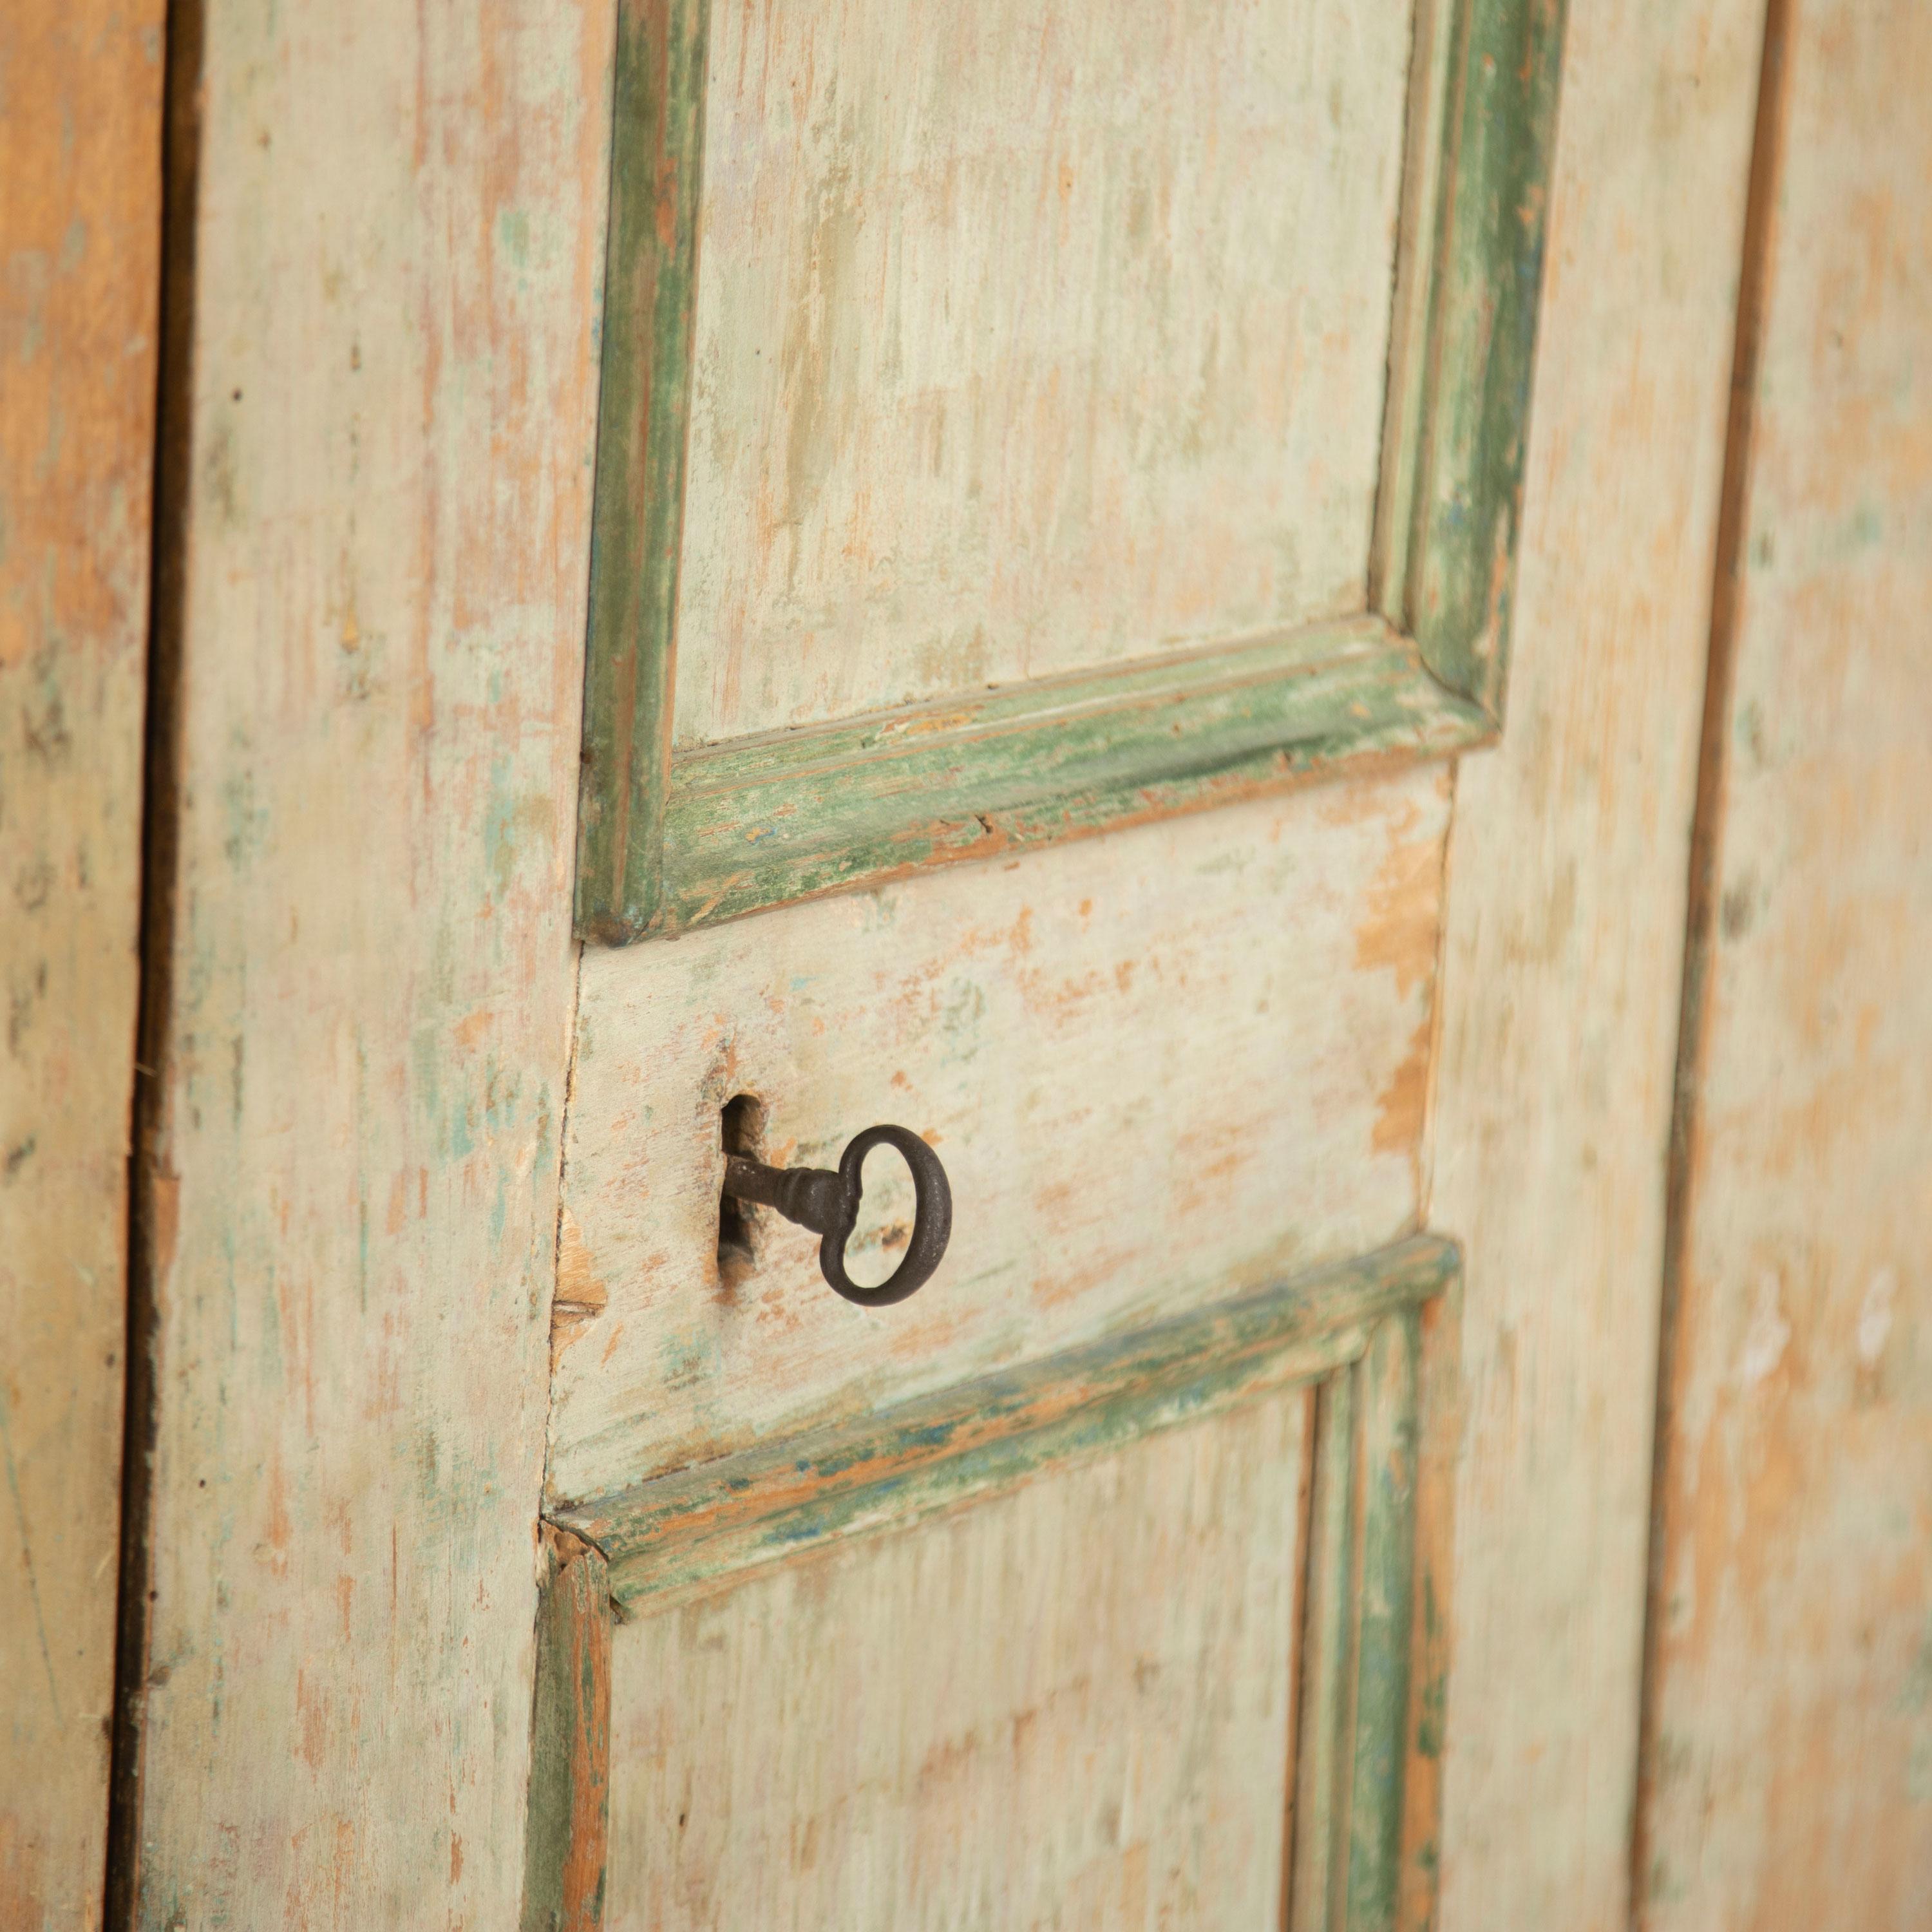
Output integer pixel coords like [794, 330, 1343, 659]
[1425, 0, 1765, 1925]
[550, 768, 1448, 1504]
[117, 1, 613, 1923]
[1638, 2, 1932, 1922]
[602, 1390, 1312, 1931]
[558, 1236, 1455, 1616]
[0, 3, 164, 1923]
[673, 0, 1416, 748]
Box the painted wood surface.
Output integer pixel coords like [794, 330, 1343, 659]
[652, 616, 1486, 937]
[0, 3, 164, 1923]
[575, 0, 709, 940]
[550, 768, 1448, 1505]
[1638, 2, 1932, 1922]
[602, 1389, 1312, 1931]
[523, 1527, 614, 1932]
[673, 0, 1415, 748]
[575, 0, 1574, 944]
[1390, 0, 1569, 715]
[115, 3, 614, 1924]
[1290, 1317, 1423, 1932]
[1425, 0, 1766, 1925]
[559, 1236, 1454, 1616]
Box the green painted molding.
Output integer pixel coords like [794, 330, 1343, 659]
[551, 1232, 1457, 1616]
[574, 0, 711, 944]
[656, 619, 1491, 934]
[520, 1526, 612, 1932]
[1287, 1315, 1425, 1932]
[1394, 0, 1571, 716]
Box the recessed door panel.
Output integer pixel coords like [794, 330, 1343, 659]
[602, 1392, 1313, 1931]
[673, 0, 1417, 748]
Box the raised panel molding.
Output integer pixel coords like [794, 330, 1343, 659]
[526, 1236, 1455, 1928]
[574, 0, 1567, 942]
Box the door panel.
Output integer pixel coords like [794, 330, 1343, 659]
[672, 0, 1417, 746]
[574, 0, 1564, 941]
[547, 770, 1447, 1505]
[605, 1392, 1312, 1931]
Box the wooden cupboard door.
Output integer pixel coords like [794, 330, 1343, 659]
[526, 0, 1561, 1925]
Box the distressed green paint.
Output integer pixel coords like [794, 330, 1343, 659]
[521, 1528, 612, 1932]
[651, 620, 1490, 934]
[571, 0, 1568, 943]
[1343, 1311, 1422, 1932]
[555, 1234, 1458, 1614]
[1396, 0, 1569, 715]
[574, 0, 711, 943]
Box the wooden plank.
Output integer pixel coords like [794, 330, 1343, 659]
[555, 1235, 1456, 1616]
[601, 1389, 1313, 1930]
[523, 1528, 614, 1932]
[671, 0, 1416, 749]
[0, 2, 164, 1923]
[1394, 0, 1570, 714]
[1423, 0, 1766, 1923]
[1638, 1, 1932, 1922]
[550, 768, 1450, 1504]
[113, 2, 614, 1923]
[651, 618, 1488, 934]
[575, 0, 711, 943]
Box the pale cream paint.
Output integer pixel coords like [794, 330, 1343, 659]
[672, 0, 1416, 747]
[1641, 1, 1932, 1920]
[603, 1389, 1311, 1931]
[549, 766, 1444, 1506]
[1428, 0, 1766, 1925]
[118, 3, 613, 1923]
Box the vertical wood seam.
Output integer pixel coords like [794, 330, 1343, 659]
[1629, 0, 1794, 1920]
[104, 0, 204, 1919]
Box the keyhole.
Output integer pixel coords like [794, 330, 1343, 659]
[716, 1094, 765, 1288]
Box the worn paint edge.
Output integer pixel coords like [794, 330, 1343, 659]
[553, 1234, 1458, 1616]
[639, 623, 1489, 938]
[1395, 0, 1569, 717]
[573, 0, 712, 944]
[521, 1525, 614, 1932]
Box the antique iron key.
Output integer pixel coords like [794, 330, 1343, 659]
[722, 1124, 952, 1307]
